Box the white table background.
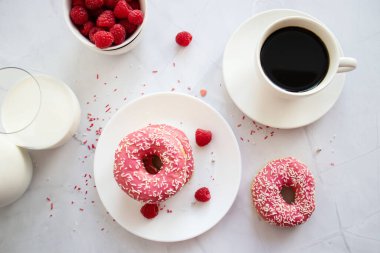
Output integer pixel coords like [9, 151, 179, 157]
[1, 0, 379, 252]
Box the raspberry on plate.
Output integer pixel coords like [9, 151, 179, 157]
[176, 31, 192, 47]
[114, 0, 132, 19]
[110, 24, 126, 45]
[140, 203, 159, 219]
[195, 187, 211, 202]
[93, 30, 114, 48]
[85, 0, 104, 10]
[70, 6, 89, 25]
[195, 128, 212, 147]
[129, 0, 140, 10]
[96, 10, 115, 28]
[128, 10, 144, 25]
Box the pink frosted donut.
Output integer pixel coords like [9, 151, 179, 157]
[114, 124, 193, 203]
[148, 124, 194, 183]
[251, 157, 315, 227]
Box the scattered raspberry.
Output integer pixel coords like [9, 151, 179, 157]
[114, 0, 132, 19]
[104, 0, 118, 8]
[110, 24, 126, 45]
[119, 19, 137, 34]
[128, 10, 144, 25]
[96, 10, 115, 28]
[89, 27, 103, 42]
[80, 21, 94, 36]
[93, 31, 114, 48]
[70, 6, 89, 25]
[195, 187, 211, 202]
[85, 0, 104, 10]
[176, 31, 192, 47]
[200, 88, 207, 97]
[195, 128, 212, 147]
[72, 0, 85, 6]
[129, 0, 140, 10]
[140, 203, 159, 219]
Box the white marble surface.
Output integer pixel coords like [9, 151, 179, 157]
[0, 0, 379, 252]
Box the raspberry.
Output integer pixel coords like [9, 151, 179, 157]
[129, 0, 140, 10]
[195, 187, 211, 202]
[70, 6, 89, 25]
[128, 10, 144, 25]
[140, 203, 159, 219]
[96, 10, 115, 28]
[195, 128, 212, 147]
[110, 24, 126, 45]
[93, 30, 114, 48]
[119, 19, 137, 34]
[80, 21, 94, 36]
[85, 0, 104, 10]
[104, 0, 118, 8]
[72, 0, 85, 6]
[114, 0, 132, 19]
[176, 31, 192, 47]
[89, 27, 103, 42]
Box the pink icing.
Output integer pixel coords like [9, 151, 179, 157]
[251, 157, 316, 227]
[114, 124, 193, 203]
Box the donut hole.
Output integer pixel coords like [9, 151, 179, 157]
[143, 154, 163, 174]
[280, 186, 295, 204]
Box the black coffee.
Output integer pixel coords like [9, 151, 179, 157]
[260, 27, 329, 92]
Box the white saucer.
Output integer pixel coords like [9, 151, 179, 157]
[94, 93, 241, 242]
[223, 9, 346, 129]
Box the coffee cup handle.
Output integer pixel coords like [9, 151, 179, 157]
[337, 57, 357, 73]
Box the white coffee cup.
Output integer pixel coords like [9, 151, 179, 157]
[256, 16, 357, 98]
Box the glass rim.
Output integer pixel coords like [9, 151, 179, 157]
[0, 66, 42, 134]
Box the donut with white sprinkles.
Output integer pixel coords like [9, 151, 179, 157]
[251, 157, 316, 227]
[114, 124, 194, 203]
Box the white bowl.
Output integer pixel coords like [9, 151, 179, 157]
[63, 0, 147, 55]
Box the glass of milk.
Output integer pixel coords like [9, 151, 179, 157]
[0, 67, 81, 150]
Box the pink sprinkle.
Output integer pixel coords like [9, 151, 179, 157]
[105, 104, 109, 108]
[123, 97, 127, 101]
[86, 128, 91, 131]
[264, 136, 268, 140]
[88, 174, 92, 179]
[87, 145, 91, 150]
[85, 190, 88, 195]
[50, 203, 54, 210]
[242, 115, 246, 120]
[84, 155, 87, 159]
[105, 107, 111, 113]
[200, 88, 207, 97]
[92, 144, 96, 149]
[172, 62, 176, 67]
[237, 124, 242, 128]
[96, 74, 99, 79]
[79, 208, 84, 212]
[113, 88, 117, 92]
[46, 197, 51, 202]
[89, 123, 94, 128]
[240, 137, 244, 141]
[74, 186, 77, 190]
[152, 70, 158, 73]
[82, 140, 87, 145]
[250, 130, 255, 135]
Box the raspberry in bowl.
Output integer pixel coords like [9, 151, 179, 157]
[63, 0, 147, 55]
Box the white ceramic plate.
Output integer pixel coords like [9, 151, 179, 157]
[223, 9, 346, 129]
[94, 93, 241, 242]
